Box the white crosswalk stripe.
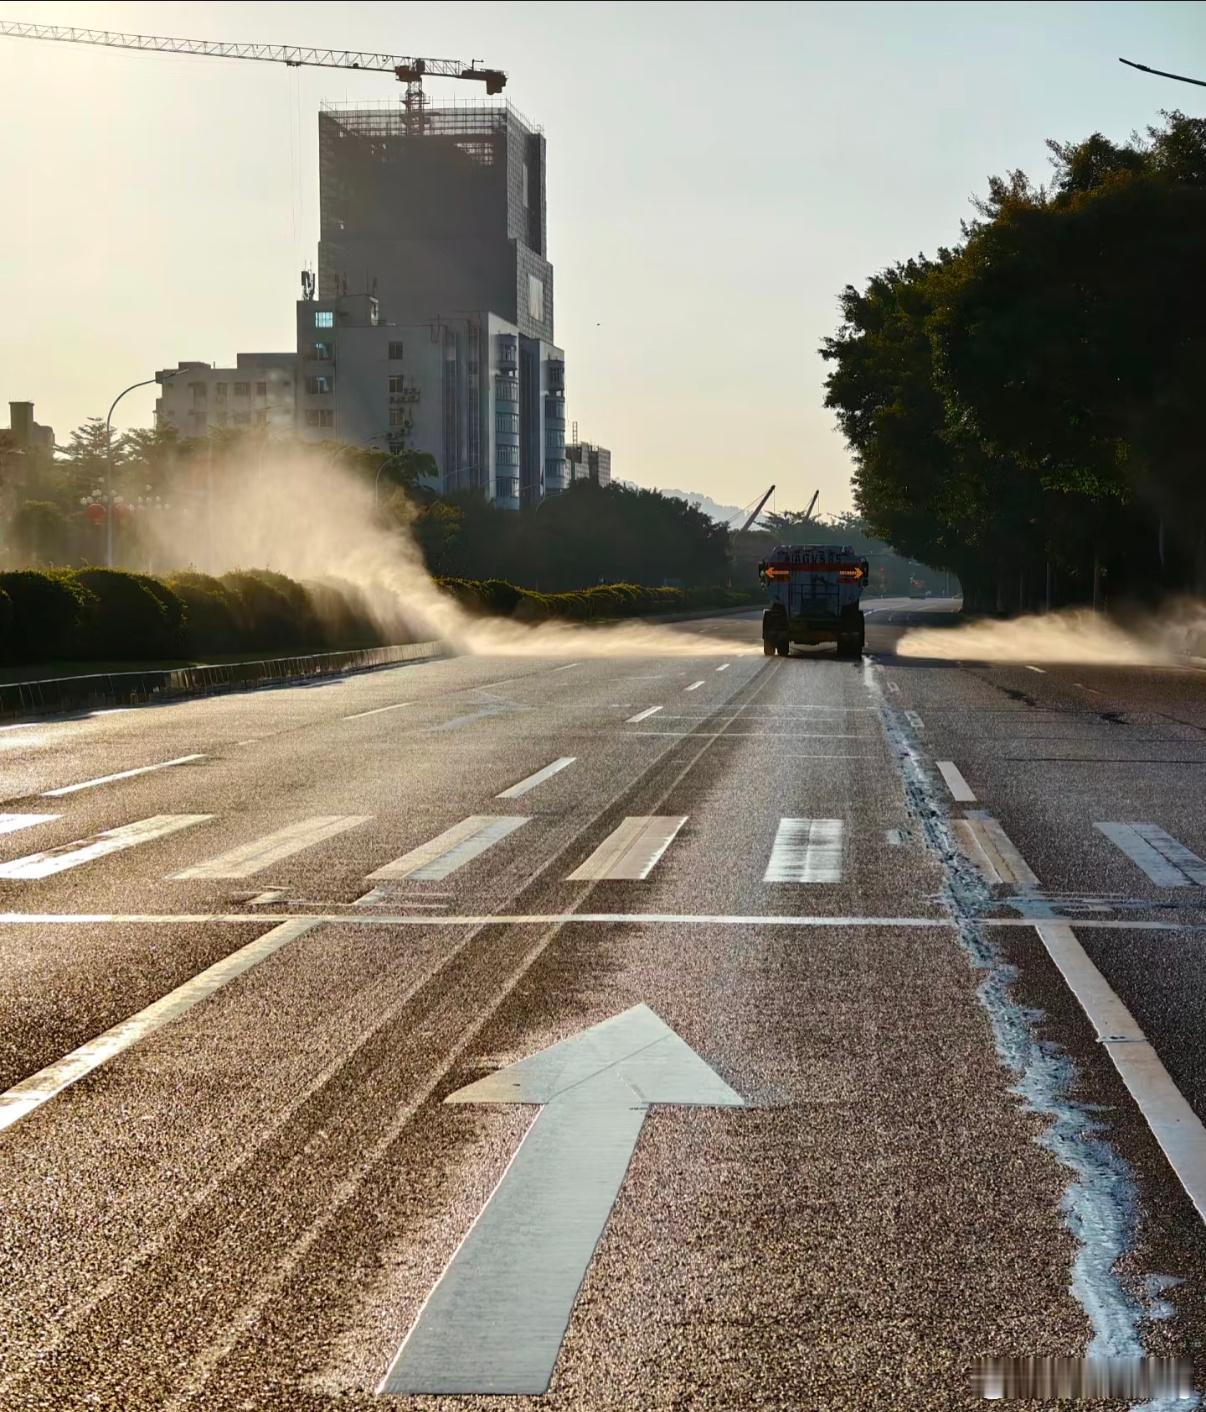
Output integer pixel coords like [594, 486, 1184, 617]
[1096, 823, 1206, 887]
[568, 816, 686, 881]
[368, 816, 529, 882]
[0, 815, 212, 880]
[171, 815, 372, 880]
[764, 819, 844, 883]
[0, 813, 58, 838]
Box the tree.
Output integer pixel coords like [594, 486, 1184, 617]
[6, 500, 73, 565]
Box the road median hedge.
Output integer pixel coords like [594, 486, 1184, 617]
[0, 567, 759, 668]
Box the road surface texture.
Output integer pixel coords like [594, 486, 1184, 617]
[1, 599, 1204, 1410]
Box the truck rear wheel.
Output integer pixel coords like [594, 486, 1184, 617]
[762, 639, 775, 656]
[776, 640, 790, 657]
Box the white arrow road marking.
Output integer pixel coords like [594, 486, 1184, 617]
[567, 816, 686, 881]
[0, 813, 58, 838]
[379, 1004, 743, 1396]
[764, 818, 844, 882]
[0, 815, 212, 880]
[171, 815, 371, 880]
[41, 754, 206, 796]
[496, 757, 576, 800]
[625, 705, 663, 723]
[936, 760, 976, 802]
[368, 816, 529, 882]
[1095, 823, 1206, 887]
[0, 918, 317, 1134]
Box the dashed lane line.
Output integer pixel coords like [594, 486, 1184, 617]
[936, 760, 977, 802]
[342, 701, 413, 721]
[496, 757, 576, 800]
[368, 816, 529, 882]
[0, 815, 213, 881]
[1025, 665, 1047, 674]
[1095, 823, 1206, 887]
[625, 705, 663, 723]
[954, 813, 1040, 889]
[170, 815, 372, 881]
[764, 819, 843, 882]
[1035, 922, 1206, 1223]
[716, 664, 731, 672]
[0, 918, 318, 1136]
[685, 681, 705, 692]
[41, 754, 206, 797]
[567, 816, 687, 881]
[0, 813, 58, 837]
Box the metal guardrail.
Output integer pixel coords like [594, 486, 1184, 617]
[0, 641, 446, 723]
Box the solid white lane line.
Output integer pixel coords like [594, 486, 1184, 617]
[764, 819, 844, 883]
[957, 814, 1040, 888]
[368, 816, 529, 882]
[550, 662, 581, 672]
[936, 760, 976, 802]
[716, 664, 730, 672]
[496, 757, 576, 800]
[685, 681, 705, 692]
[343, 701, 413, 720]
[42, 754, 206, 797]
[626, 706, 663, 723]
[1035, 923, 1206, 1223]
[1095, 823, 1206, 887]
[1025, 665, 1047, 674]
[0, 815, 212, 881]
[0, 912, 1194, 931]
[567, 816, 687, 881]
[0, 918, 317, 1135]
[171, 815, 372, 880]
[0, 813, 58, 838]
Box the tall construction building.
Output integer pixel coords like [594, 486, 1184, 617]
[302, 101, 566, 506]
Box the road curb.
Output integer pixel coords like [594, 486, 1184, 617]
[0, 641, 447, 723]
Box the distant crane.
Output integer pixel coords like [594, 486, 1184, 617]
[731, 484, 776, 534]
[0, 20, 506, 126]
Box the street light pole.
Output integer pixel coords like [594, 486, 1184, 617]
[104, 371, 178, 568]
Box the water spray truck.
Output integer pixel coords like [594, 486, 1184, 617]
[759, 544, 869, 658]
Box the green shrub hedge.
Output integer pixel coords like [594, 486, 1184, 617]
[0, 565, 759, 668]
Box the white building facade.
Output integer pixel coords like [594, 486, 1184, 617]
[155, 355, 297, 438]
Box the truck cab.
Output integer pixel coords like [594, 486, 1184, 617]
[758, 544, 869, 658]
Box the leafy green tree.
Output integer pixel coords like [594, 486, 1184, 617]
[6, 500, 74, 566]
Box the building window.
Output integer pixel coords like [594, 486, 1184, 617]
[234, 411, 251, 426]
[388, 341, 404, 360]
[311, 342, 331, 361]
[305, 375, 332, 394]
[305, 409, 334, 428]
[389, 407, 409, 428]
[528, 274, 544, 323]
[497, 445, 519, 467]
[256, 381, 267, 396]
[315, 310, 334, 328]
[234, 382, 250, 397]
[190, 382, 206, 402]
[496, 414, 519, 435]
[388, 375, 404, 395]
[254, 410, 268, 425]
[215, 383, 227, 399]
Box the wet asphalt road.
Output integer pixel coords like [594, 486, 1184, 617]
[1, 601, 1205, 1410]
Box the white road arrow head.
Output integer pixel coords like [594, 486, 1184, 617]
[378, 1005, 743, 1397]
[446, 1002, 744, 1108]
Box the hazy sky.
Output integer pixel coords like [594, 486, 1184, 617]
[1, 1, 1203, 515]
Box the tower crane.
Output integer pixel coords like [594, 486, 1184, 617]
[0, 20, 506, 124]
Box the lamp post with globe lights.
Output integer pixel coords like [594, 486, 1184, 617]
[103, 369, 182, 568]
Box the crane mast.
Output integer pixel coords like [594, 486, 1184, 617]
[0, 20, 506, 126]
